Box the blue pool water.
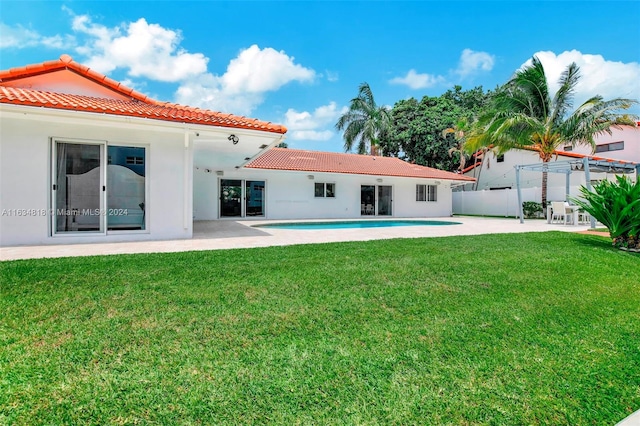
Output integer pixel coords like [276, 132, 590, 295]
[255, 220, 461, 230]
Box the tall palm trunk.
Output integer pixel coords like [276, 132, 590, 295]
[541, 170, 548, 208]
[473, 148, 488, 191]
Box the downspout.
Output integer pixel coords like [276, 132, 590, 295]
[184, 130, 191, 230]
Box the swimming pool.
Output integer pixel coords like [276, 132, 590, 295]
[254, 220, 461, 230]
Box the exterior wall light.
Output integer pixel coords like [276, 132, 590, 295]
[228, 134, 239, 144]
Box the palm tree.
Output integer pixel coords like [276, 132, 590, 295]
[335, 82, 391, 155]
[447, 117, 496, 190]
[442, 117, 470, 172]
[465, 56, 637, 206]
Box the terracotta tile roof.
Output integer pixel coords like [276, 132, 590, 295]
[0, 55, 287, 134]
[552, 148, 638, 164]
[246, 148, 476, 181]
[461, 162, 481, 174]
[0, 86, 286, 133]
[0, 54, 156, 104]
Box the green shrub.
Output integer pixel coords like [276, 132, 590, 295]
[522, 201, 543, 218]
[571, 176, 640, 249]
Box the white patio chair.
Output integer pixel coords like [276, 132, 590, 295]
[550, 201, 570, 224]
[579, 210, 591, 224]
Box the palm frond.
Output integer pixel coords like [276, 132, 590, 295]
[336, 82, 391, 154]
[550, 62, 579, 125]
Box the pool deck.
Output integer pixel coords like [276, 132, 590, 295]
[1, 216, 599, 261]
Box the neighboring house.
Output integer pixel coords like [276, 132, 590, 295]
[566, 123, 640, 163]
[0, 55, 473, 247]
[455, 128, 639, 217]
[461, 124, 639, 192]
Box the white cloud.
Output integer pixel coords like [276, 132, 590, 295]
[63, 10, 316, 115]
[325, 71, 339, 82]
[220, 45, 314, 94]
[175, 45, 315, 115]
[0, 22, 73, 49]
[389, 48, 494, 90]
[71, 14, 208, 82]
[283, 102, 347, 141]
[455, 49, 495, 77]
[524, 50, 640, 108]
[175, 73, 265, 116]
[389, 69, 446, 89]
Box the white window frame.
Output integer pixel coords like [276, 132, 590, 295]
[314, 182, 336, 198]
[106, 142, 149, 234]
[416, 184, 437, 202]
[50, 138, 150, 237]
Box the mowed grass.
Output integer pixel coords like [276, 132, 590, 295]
[1, 232, 638, 425]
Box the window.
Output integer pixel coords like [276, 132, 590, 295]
[416, 184, 437, 202]
[595, 141, 624, 153]
[107, 146, 146, 231]
[52, 141, 146, 234]
[497, 154, 505, 162]
[126, 156, 144, 165]
[563, 145, 573, 152]
[314, 182, 335, 198]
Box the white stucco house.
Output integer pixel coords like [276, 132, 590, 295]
[453, 126, 639, 217]
[461, 123, 640, 192]
[0, 55, 473, 247]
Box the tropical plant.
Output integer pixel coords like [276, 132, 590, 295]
[443, 117, 471, 172]
[465, 56, 638, 207]
[570, 176, 640, 249]
[335, 82, 391, 155]
[522, 201, 543, 219]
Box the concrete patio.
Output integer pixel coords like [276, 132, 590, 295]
[1, 216, 596, 261]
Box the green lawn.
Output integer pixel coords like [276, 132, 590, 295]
[1, 232, 638, 425]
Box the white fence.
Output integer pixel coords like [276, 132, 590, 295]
[452, 186, 586, 217]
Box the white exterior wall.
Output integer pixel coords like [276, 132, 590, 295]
[0, 107, 193, 246]
[193, 168, 455, 220]
[453, 185, 588, 217]
[570, 125, 640, 162]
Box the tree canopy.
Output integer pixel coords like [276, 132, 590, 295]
[379, 86, 492, 171]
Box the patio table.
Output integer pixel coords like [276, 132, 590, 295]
[546, 204, 581, 226]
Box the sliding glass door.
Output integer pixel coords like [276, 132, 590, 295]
[107, 146, 146, 230]
[245, 180, 265, 217]
[220, 179, 265, 218]
[53, 142, 105, 233]
[52, 140, 147, 235]
[360, 185, 375, 215]
[220, 179, 243, 217]
[360, 185, 392, 216]
[378, 186, 392, 216]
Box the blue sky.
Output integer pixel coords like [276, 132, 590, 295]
[2, 1, 639, 152]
